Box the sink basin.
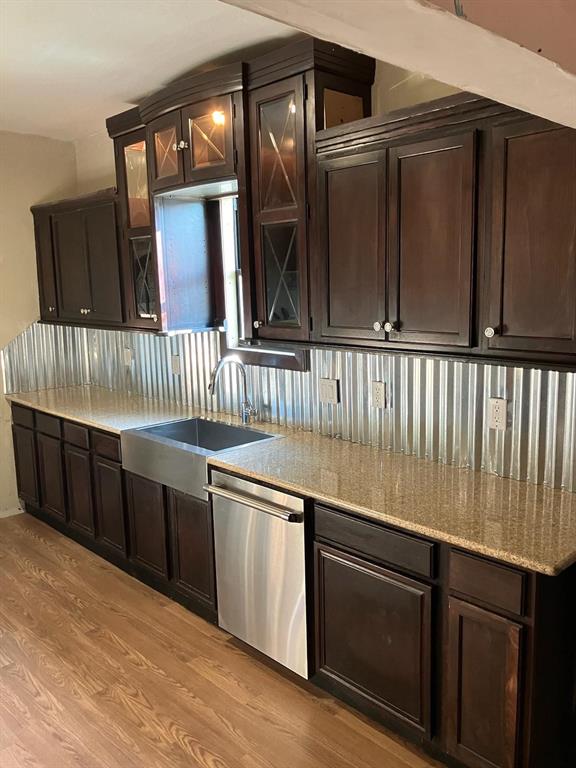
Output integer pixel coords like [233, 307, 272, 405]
[121, 418, 278, 501]
[140, 418, 273, 453]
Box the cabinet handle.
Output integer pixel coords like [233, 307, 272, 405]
[253, 320, 263, 329]
[384, 321, 396, 333]
[484, 326, 497, 338]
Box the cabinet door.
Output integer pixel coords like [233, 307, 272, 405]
[316, 150, 386, 341]
[168, 490, 215, 608]
[64, 444, 95, 537]
[315, 544, 432, 734]
[32, 209, 58, 320]
[52, 209, 92, 322]
[12, 425, 39, 507]
[250, 76, 308, 341]
[147, 111, 184, 193]
[84, 202, 123, 324]
[93, 456, 126, 556]
[446, 598, 522, 768]
[117, 131, 151, 229]
[485, 120, 576, 357]
[125, 473, 168, 579]
[388, 133, 475, 348]
[181, 95, 234, 183]
[37, 433, 66, 521]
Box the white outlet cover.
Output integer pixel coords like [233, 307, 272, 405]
[488, 397, 508, 431]
[319, 378, 340, 404]
[123, 348, 133, 366]
[171, 354, 182, 376]
[371, 381, 386, 409]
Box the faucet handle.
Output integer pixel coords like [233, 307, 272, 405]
[241, 401, 258, 425]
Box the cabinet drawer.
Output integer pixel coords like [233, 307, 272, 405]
[11, 404, 35, 429]
[35, 411, 61, 438]
[63, 421, 90, 449]
[449, 550, 527, 616]
[315, 505, 435, 579]
[92, 430, 121, 462]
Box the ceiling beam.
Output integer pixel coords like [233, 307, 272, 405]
[220, 0, 576, 127]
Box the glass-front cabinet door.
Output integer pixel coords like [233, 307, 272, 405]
[181, 95, 235, 183]
[128, 234, 158, 323]
[123, 139, 150, 228]
[250, 76, 308, 341]
[147, 111, 185, 192]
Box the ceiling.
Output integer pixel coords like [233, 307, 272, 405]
[0, 0, 296, 141]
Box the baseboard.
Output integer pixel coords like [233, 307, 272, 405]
[0, 505, 24, 519]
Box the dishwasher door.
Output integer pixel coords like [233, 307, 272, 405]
[207, 470, 308, 678]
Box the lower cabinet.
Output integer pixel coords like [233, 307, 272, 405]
[93, 455, 126, 555]
[168, 489, 215, 611]
[36, 432, 66, 521]
[446, 598, 522, 768]
[125, 472, 169, 580]
[12, 423, 40, 507]
[64, 443, 96, 537]
[314, 542, 432, 735]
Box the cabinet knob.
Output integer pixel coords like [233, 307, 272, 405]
[373, 321, 384, 332]
[383, 321, 396, 333]
[484, 326, 497, 338]
[48, 306, 55, 313]
[173, 140, 189, 151]
[253, 320, 263, 329]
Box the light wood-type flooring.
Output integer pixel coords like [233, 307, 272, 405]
[0, 513, 443, 768]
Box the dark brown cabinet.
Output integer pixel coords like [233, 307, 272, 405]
[387, 133, 475, 347]
[12, 423, 39, 507]
[168, 489, 215, 612]
[316, 150, 386, 341]
[250, 76, 309, 341]
[93, 455, 126, 556]
[315, 542, 432, 735]
[32, 190, 124, 327]
[446, 598, 522, 768]
[125, 472, 168, 580]
[36, 432, 66, 521]
[64, 443, 95, 537]
[485, 119, 576, 357]
[147, 95, 235, 193]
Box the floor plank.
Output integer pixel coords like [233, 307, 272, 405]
[0, 514, 444, 768]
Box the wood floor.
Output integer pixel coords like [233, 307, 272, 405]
[0, 514, 443, 768]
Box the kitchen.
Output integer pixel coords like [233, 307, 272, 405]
[1, 2, 575, 768]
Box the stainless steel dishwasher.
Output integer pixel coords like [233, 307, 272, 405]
[206, 470, 308, 678]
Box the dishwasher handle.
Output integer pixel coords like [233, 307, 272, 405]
[204, 484, 302, 523]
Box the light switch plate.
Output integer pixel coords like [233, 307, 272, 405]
[372, 381, 387, 409]
[488, 397, 508, 431]
[123, 348, 133, 366]
[319, 378, 340, 404]
[171, 354, 181, 376]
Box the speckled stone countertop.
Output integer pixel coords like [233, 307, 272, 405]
[6, 385, 576, 575]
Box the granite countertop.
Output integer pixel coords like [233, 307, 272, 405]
[6, 385, 576, 576]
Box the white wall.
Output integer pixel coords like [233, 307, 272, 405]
[373, 60, 459, 115]
[0, 131, 77, 514]
[74, 129, 116, 194]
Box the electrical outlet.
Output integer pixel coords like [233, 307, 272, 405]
[123, 348, 133, 366]
[488, 397, 508, 431]
[372, 381, 387, 409]
[171, 354, 181, 376]
[319, 378, 340, 404]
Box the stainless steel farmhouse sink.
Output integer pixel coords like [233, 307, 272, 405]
[121, 418, 279, 500]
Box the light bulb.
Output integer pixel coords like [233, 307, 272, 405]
[212, 110, 225, 126]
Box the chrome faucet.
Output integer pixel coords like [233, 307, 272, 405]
[208, 355, 257, 425]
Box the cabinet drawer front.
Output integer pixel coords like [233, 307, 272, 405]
[63, 421, 90, 449]
[35, 412, 61, 438]
[449, 550, 526, 616]
[315, 505, 435, 578]
[92, 430, 121, 462]
[12, 404, 35, 429]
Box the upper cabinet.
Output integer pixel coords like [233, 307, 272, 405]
[247, 39, 375, 342]
[32, 190, 124, 327]
[484, 118, 576, 357]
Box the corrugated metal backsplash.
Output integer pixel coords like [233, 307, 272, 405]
[2, 323, 575, 492]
